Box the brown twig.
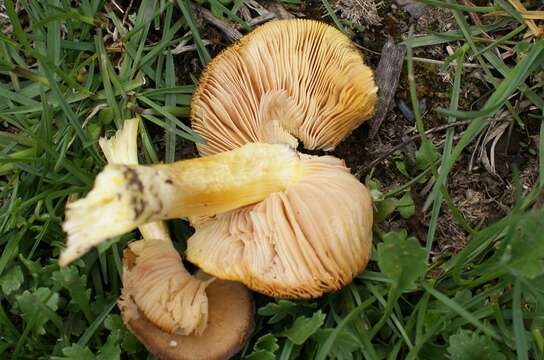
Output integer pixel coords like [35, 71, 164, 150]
[243, 0, 277, 21]
[248, 12, 277, 26]
[364, 119, 472, 170]
[412, 56, 480, 68]
[170, 41, 212, 55]
[268, 2, 295, 19]
[193, 5, 242, 42]
[461, 0, 492, 39]
[368, 39, 406, 138]
[121, 0, 134, 25]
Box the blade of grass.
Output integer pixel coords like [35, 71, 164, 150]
[0, 173, 20, 232]
[153, 2, 173, 88]
[494, 0, 524, 23]
[0, 229, 24, 278]
[45, 0, 61, 67]
[320, 0, 347, 33]
[4, 0, 30, 52]
[0, 33, 21, 49]
[30, 50, 93, 97]
[165, 51, 176, 163]
[209, 0, 251, 30]
[470, 24, 527, 59]
[367, 283, 413, 349]
[127, 0, 155, 80]
[358, 271, 393, 283]
[441, 188, 476, 234]
[138, 20, 183, 72]
[76, 300, 117, 346]
[424, 40, 544, 211]
[139, 114, 194, 140]
[418, 0, 497, 12]
[176, 0, 211, 66]
[142, 85, 194, 97]
[12, 300, 44, 359]
[137, 95, 203, 143]
[95, 32, 122, 128]
[402, 19, 511, 48]
[0, 302, 20, 341]
[426, 48, 465, 255]
[31, 55, 91, 146]
[540, 109, 544, 188]
[415, 292, 430, 345]
[513, 279, 529, 360]
[32, 10, 95, 29]
[422, 282, 500, 340]
[137, 116, 159, 164]
[0, 72, 144, 116]
[315, 295, 378, 360]
[0, 87, 41, 107]
[121, 1, 171, 42]
[406, 28, 440, 251]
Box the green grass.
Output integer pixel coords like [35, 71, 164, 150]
[1, 1, 543, 359]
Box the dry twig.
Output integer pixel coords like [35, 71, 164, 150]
[368, 39, 406, 138]
[192, 5, 242, 42]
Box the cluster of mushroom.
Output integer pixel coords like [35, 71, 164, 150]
[61, 19, 378, 360]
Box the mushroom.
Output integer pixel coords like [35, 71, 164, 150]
[99, 119, 254, 359]
[60, 141, 303, 266]
[186, 19, 377, 298]
[185, 156, 373, 298]
[60, 19, 377, 300]
[191, 18, 378, 155]
[121, 271, 254, 360]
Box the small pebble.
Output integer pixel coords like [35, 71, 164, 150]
[395, 0, 427, 18]
[169, 340, 178, 348]
[397, 98, 414, 122]
[397, 98, 427, 122]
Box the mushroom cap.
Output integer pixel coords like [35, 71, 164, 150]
[120, 239, 210, 335]
[120, 274, 254, 360]
[101, 120, 255, 359]
[186, 155, 373, 298]
[191, 19, 378, 156]
[186, 19, 375, 299]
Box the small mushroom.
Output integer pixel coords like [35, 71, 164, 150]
[100, 120, 254, 359]
[121, 272, 253, 360]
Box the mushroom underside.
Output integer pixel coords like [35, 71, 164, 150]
[121, 239, 211, 335]
[191, 18, 378, 156]
[120, 275, 254, 360]
[186, 155, 373, 298]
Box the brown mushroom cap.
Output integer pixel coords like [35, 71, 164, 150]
[95, 120, 254, 359]
[191, 19, 378, 156]
[120, 248, 254, 360]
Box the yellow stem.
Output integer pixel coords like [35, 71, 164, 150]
[60, 142, 302, 265]
[138, 222, 170, 242]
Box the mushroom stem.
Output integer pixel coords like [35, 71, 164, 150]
[71, 119, 212, 336]
[100, 118, 171, 243]
[60, 142, 302, 266]
[138, 221, 170, 242]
